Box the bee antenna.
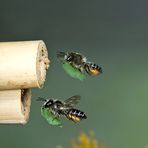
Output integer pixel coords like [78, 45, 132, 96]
[36, 97, 47, 102]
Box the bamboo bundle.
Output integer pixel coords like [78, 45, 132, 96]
[0, 40, 49, 124]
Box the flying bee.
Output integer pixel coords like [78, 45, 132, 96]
[57, 51, 102, 76]
[37, 95, 87, 122]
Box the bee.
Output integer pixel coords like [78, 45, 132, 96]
[57, 51, 102, 76]
[37, 95, 87, 122]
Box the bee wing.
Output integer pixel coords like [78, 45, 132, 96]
[64, 95, 81, 107]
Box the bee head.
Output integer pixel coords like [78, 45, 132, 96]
[57, 50, 68, 63]
[44, 99, 54, 108]
[85, 63, 102, 76]
[66, 54, 72, 62]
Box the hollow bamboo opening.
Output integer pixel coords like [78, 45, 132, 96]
[0, 89, 31, 124]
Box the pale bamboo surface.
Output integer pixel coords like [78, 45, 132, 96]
[0, 40, 49, 90]
[0, 89, 31, 124]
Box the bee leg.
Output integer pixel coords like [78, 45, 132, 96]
[71, 119, 76, 123]
[50, 110, 60, 121]
[78, 63, 86, 73]
[52, 113, 60, 121]
[79, 66, 85, 73]
[54, 112, 59, 117]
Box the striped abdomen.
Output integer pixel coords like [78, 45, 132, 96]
[84, 63, 102, 76]
[66, 109, 87, 121]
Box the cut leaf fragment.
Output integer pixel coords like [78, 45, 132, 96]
[62, 62, 86, 81]
[41, 107, 62, 127]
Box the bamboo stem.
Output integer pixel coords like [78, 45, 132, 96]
[0, 89, 31, 124]
[0, 40, 49, 90]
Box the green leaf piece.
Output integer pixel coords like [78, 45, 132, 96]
[62, 62, 86, 81]
[41, 107, 62, 127]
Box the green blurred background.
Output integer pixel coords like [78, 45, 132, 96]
[0, 0, 148, 148]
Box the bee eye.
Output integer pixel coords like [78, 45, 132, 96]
[45, 100, 53, 107]
[66, 55, 72, 61]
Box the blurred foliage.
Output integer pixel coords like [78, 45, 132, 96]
[57, 131, 105, 148]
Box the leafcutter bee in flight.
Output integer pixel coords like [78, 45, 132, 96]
[57, 51, 102, 76]
[37, 95, 87, 123]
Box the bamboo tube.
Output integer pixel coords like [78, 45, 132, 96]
[0, 40, 49, 90]
[0, 89, 31, 124]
